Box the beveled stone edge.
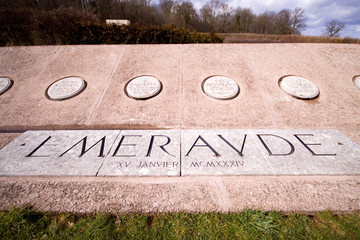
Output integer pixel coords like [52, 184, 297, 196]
[0, 175, 359, 214]
[201, 75, 240, 100]
[0, 77, 14, 96]
[278, 75, 320, 100]
[124, 75, 163, 100]
[45, 76, 87, 101]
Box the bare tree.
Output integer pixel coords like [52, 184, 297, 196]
[159, 0, 174, 23]
[173, 0, 198, 29]
[217, 3, 233, 32]
[276, 9, 291, 34]
[290, 8, 307, 34]
[199, 0, 221, 31]
[233, 7, 254, 33]
[324, 20, 345, 37]
[253, 11, 277, 34]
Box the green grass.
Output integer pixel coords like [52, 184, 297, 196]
[1, 208, 360, 239]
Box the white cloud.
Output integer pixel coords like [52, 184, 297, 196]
[169, 0, 360, 37]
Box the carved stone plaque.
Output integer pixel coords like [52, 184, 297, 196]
[0, 129, 360, 176]
[202, 76, 239, 100]
[353, 75, 360, 90]
[279, 75, 319, 99]
[125, 76, 162, 100]
[0, 77, 13, 95]
[46, 77, 86, 100]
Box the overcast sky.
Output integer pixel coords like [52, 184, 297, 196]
[188, 0, 360, 38]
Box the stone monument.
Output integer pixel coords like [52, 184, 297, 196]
[46, 76, 86, 100]
[279, 75, 319, 99]
[125, 75, 162, 100]
[202, 75, 239, 100]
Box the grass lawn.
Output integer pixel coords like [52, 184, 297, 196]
[0, 208, 359, 239]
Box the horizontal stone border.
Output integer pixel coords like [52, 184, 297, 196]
[1, 129, 359, 177]
[0, 175, 359, 214]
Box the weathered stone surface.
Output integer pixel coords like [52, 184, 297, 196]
[46, 76, 86, 100]
[202, 75, 239, 100]
[0, 130, 118, 176]
[181, 129, 360, 176]
[181, 130, 274, 175]
[279, 75, 319, 99]
[98, 130, 180, 176]
[0, 45, 360, 131]
[1, 129, 359, 176]
[0, 77, 12, 95]
[0, 176, 359, 213]
[125, 75, 162, 100]
[0, 130, 180, 176]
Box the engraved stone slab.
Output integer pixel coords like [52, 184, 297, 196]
[125, 76, 162, 100]
[202, 76, 239, 100]
[98, 130, 180, 176]
[46, 77, 86, 100]
[353, 75, 360, 90]
[0, 77, 12, 95]
[279, 75, 319, 99]
[181, 129, 360, 176]
[0, 130, 180, 176]
[1, 130, 359, 176]
[0, 130, 119, 176]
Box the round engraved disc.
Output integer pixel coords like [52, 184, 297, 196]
[353, 75, 360, 90]
[279, 75, 319, 99]
[125, 75, 162, 100]
[202, 76, 239, 100]
[0, 77, 13, 95]
[46, 77, 86, 100]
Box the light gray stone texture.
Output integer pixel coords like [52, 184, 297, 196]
[0, 130, 119, 176]
[202, 76, 239, 100]
[98, 130, 180, 176]
[181, 129, 360, 176]
[181, 130, 275, 176]
[0, 77, 12, 95]
[125, 75, 162, 100]
[0, 129, 359, 176]
[1, 176, 359, 214]
[46, 77, 86, 100]
[279, 75, 319, 99]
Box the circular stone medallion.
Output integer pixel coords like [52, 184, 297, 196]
[0, 77, 13, 95]
[202, 76, 239, 100]
[46, 77, 86, 100]
[125, 76, 162, 100]
[279, 75, 319, 99]
[353, 75, 360, 90]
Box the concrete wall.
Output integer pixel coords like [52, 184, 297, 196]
[0, 44, 359, 141]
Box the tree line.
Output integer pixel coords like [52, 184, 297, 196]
[0, 0, 308, 35]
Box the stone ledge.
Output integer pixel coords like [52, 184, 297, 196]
[0, 176, 359, 214]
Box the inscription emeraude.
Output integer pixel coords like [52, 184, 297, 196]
[1, 129, 359, 176]
[26, 132, 337, 161]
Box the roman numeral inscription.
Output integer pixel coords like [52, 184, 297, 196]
[0, 129, 359, 176]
